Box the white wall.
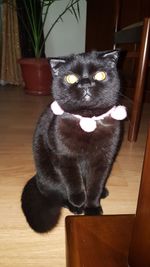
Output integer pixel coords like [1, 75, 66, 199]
[44, 0, 87, 57]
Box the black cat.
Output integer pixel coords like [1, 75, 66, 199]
[21, 50, 127, 233]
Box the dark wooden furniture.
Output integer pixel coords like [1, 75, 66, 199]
[115, 17, 150, 141]
[86, 0, 150, 142]
[65, 125, 150, 267]
[86, 0, 150, 51]
[128, 124, 150, 266]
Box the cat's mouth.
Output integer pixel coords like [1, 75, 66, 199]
[82, 93, 91, 102]
[82, 88, 92, 102]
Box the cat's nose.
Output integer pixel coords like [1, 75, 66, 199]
[78, 78, 94, 88]
[82, 78, 90, 84]
[81, 78, 91, 86]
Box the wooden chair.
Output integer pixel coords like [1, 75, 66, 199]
[114, 17, 150, 142]
[65, 124, 150, 267]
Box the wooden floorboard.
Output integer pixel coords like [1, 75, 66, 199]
[0, 85, 149, 267]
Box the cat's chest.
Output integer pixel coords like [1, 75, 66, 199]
[55, 116, 119, 155]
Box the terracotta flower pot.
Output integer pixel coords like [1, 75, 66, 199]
[19, 58, 52, 96]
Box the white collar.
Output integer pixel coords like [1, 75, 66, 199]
[51, 101, 127, 133]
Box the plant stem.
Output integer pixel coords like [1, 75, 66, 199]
[39, 0, 80, 57]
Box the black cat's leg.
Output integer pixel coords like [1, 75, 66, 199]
[84, 164, 111, 216]
[59, 156, 86, 212]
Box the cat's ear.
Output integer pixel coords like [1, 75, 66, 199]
[49, 58, 67, 76]
[101, 50, 120, 67]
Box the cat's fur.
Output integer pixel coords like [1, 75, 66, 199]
[21, 50, 122, 233]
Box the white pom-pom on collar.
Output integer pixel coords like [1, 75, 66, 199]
[79, 118, 97, 132]
[51, 101, 64, 115]
[111, 105, 127, 120]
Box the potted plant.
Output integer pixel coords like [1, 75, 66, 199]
[2, 0, 82, 95]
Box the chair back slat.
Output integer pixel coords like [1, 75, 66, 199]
[128, 17, 150, 141]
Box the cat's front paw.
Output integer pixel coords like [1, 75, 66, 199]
[63, 200, 84, 214]
[69, 191, 86, 208]
[68, 205, 84, 215]
[101, 187, 109, 199]
[84, 206, 103, 215]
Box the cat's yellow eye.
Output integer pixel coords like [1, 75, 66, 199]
[93, 71, 106, 81]
[64, 74, 79, 84]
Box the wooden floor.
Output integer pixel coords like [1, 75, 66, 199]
[0, 85, 149, 267]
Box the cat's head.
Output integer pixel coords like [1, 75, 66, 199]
[49, 50, 120, 114]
